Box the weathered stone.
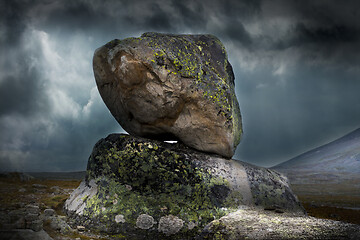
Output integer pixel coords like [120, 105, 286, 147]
[114, 214, 125, 224]
[24, 213, 38, 222]
[136, 214, 155, 229]
[93, 32, 242, 158]
[25, 205, 40, 215]
[28, 219, 43, 232]
[65, 134, 304, 238]
[77, 225, 85, 232]
[50, 186, 62, 194]
[158, 215, 184, 236]
[47, 216, 72, 234]
[44, 209, 55, 217]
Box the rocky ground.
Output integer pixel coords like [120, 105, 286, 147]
[0, 172, 359, 240]
[201, 207, 360, 239]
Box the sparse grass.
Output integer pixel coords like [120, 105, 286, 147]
[296, 194, 360, 208]
[291, 181, 360, 197]
[40, 194, 69, 215]
[301, 202, 360, 225]
[291, 183, 360, 225]
[0, 176, 81, 214]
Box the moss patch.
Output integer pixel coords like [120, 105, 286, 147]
[77, 134, 243, 236]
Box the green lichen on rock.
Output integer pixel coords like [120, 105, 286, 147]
[69, 134, 246, 237]
[93, 32, 242, 158]
[140, 32, 240, 130]
[243, 163, 304, 212]
[65, 134, 306, 238]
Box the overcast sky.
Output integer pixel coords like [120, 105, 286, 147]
[1, 0, 360, 171]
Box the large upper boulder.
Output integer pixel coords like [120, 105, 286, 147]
[93, 32, 242, 158]
[64, 134, 304, 239]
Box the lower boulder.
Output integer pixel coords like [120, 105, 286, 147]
[64, 134, 304, 239]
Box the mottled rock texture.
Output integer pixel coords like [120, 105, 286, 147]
[93, 32, 242, 158]
[65, 134, 304, 239]
[201, 208, 360, 240]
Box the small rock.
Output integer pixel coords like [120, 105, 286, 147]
[25, 213, 39, 222]
[136, 214, 155, 229]
[26, 205, 40, 215]
[188, 221, 198, 230]
[44, 209, 56, 217]
[29, 219, 43, 232]
[77, 225, 85, 232]
[19, 188, 26, 192]
[158, 215, 184, 236]
[48, 216, 71, 234]
[114, 214, 125, 224]
[50, 186, 61, 194]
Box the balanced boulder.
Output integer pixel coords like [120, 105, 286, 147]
[64, 134, 304, 238]
[93, 32, 242, 158]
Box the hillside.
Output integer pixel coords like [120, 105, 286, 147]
[273, 128, 360, 175]
[272, 128, 360, 214]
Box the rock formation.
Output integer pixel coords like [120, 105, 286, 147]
[93, 32, 242, 158]
[65, 33, 308, 239]
[65, 134, 304, 238]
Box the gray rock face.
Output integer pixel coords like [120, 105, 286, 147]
[93, 32, 242, 158]
[64, 134, 304, 238]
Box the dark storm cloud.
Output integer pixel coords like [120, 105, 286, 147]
[0, 0, 27, 47]
[261, 1, 360, 64]
[0, 67, 49, 117]
[0, 0, 359, 170]
[236, 64, 360, 166]
[0, 1, 50, 117]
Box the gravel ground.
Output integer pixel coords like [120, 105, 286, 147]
[202, 207, 360, 240]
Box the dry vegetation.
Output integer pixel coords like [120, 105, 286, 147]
[292, 183, 360, 225]
[0, 176, 80, 214]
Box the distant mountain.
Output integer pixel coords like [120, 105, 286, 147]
[273, 128, 360, 175]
